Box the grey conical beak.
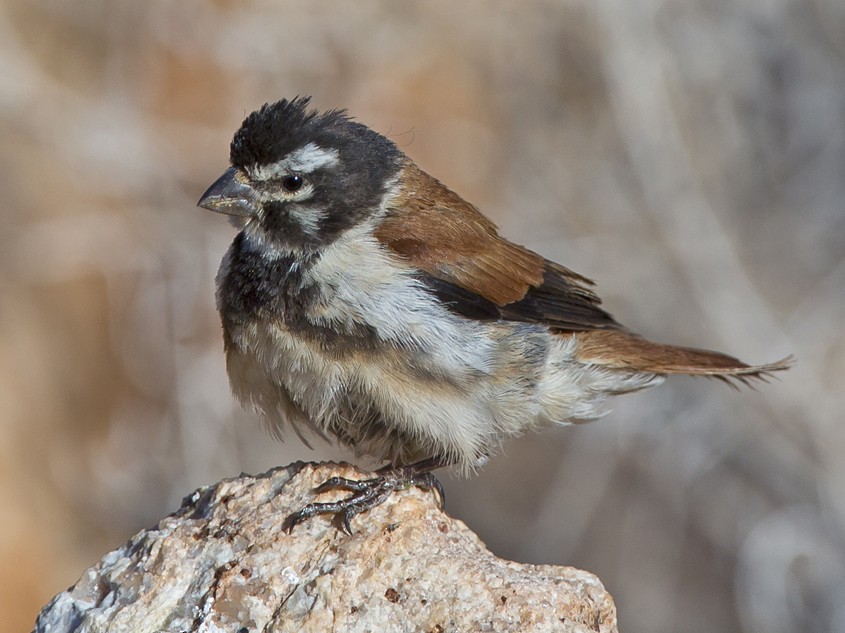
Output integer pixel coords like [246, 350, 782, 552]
[197, 167, 258, 217]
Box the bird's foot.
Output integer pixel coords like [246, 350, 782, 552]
[282, 460, 446, 534]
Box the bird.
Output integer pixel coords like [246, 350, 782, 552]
[198, 96, 791, 533]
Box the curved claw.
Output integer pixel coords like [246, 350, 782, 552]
[282, 505, 314, 533]
[340, 512, 354, 535]
[415, 473, 446, 509]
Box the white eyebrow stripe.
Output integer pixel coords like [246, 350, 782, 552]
[286, 143, 340, 172]
[250, 143, 340, 180]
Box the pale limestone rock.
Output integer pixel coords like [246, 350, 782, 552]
[35, 462, 617, 632]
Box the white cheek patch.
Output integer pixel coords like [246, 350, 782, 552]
[288, 206, 326, 237]
[250, 143, 340, 180]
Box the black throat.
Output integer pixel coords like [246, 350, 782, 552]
[217, 232, 379, 349]
[217, 232, 320, 323]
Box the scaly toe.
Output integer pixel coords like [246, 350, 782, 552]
[283, 461, 448, 533]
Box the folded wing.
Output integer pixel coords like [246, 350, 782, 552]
[375, 160, 791, 381]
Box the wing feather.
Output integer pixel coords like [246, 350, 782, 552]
[375, 161, 620, 331]
[375, 160, 792, 380]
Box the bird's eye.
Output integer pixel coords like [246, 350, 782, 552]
[281, 175, 304, 193]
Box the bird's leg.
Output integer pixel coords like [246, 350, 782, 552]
[282, 457, 448, 534]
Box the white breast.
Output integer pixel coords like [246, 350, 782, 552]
[227, 221, 662, 468]
[230, 223, 509, 465]
[303, 222, 496, 375]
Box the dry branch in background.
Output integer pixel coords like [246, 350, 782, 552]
[35, 462, 616, 633]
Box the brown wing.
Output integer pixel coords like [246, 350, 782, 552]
[375, 160, 621, 331]
[375, 161, 792, 382]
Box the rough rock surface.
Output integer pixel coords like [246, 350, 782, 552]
[35, 462, 617, 632]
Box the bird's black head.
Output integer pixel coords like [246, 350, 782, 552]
[199, 97, 404, 252]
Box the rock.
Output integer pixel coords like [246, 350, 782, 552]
[35, 462, 618, 632]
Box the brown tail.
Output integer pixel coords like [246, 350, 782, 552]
[574, 330, 793, 385]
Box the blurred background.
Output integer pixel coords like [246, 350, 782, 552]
[1, 1, 843, 631]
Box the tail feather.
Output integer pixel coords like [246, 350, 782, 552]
[573, 330, 793, 383]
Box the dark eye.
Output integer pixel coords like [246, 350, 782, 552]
[282, 175, 303, 193]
